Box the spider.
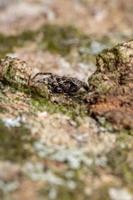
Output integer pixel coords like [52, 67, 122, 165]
[29, 72, 89, 95]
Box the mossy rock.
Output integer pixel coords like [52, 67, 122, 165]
[88, 40, 133, 95]
[0, 56, 31, 86]
[87, 40, 133, 130]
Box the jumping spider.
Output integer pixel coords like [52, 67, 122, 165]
[29, 72, 89, 95]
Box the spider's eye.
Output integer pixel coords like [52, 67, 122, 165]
[54, 86, 63, 93]
[42, 78, 47, 83]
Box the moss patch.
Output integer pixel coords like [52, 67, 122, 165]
[0, 120, 35, 162]
[31, 95, 87, 122]
[87, 41, 133, 130]
[38, 169, 86, 200]
[0, 31, 36, 58]
[107, 131, 133, 190]
[38, 24, 91, 56]
[0, 24, 111, 59]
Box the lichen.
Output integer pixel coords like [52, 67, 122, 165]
[38, 169, 86, 200]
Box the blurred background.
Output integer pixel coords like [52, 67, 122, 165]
[0, 0, 133, 79]
[0, 1, 133, 200]
[0, 0, 133, 36]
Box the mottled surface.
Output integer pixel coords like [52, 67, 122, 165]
[0, 56, 31, 86]
[0, 1, 133, 200]
[87, 41, 133, 129]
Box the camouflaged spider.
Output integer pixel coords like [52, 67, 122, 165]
[29, 72, 89, 95]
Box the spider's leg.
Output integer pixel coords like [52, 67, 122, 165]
[30, 72, 53, 81]
[28, 74, 32, 86]
[82, 82, 89, 91]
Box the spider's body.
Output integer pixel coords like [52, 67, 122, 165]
[30, 72, 89, 95]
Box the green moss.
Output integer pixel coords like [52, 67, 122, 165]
[0, 120, 35, 162]
[0, 25, 86, 57]
[107, 132, 133, 190]
[38, 24, 91, 56]
[96, 50, 117, 72]
[0, 24, 111, 59]
[0, 79, 87, 124]
[1, 78, 31, 97]
[0, 34, 17, 57]
[39, 185, 86, 200]
[0, 30, 36, 58]
[31, 95, 87, 123]
[39, 169, 86, 200]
